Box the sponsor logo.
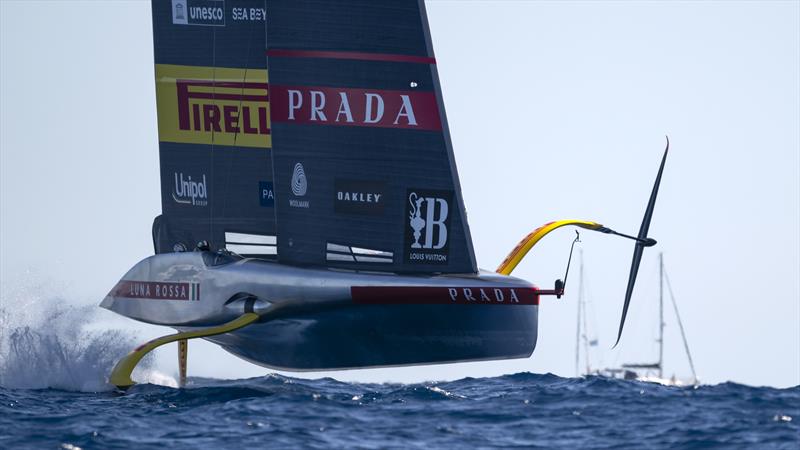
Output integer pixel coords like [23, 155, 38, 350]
[334, 179, 386, 215]
[172, 0, 225, 27]
[172, 172, 208, 206]
[173, 1, 186, 22]
[270, 85, 442, 131]
[447, 288, 522, 303]
[231, 6, 266, 21]
[405, 189, 452, 264]
[259, 181, 274, 207]
[155, 64, 271, 148]
[175, 79, 269, 138]
[350, 286, 539, 305]
[291, 163, 307, 196]
[112, 281, 200, 301]
[289, 163, 309, 208]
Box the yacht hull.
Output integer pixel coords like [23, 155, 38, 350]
[207, 303, 538, 370]
[101, 252, 540, 370]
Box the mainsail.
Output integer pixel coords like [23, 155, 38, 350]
[151, 0, 276, 258]
[266, 0, 477, 273]
[151, 0, 477, 273]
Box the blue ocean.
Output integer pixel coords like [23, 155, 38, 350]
[1, 373, 798, 449]
[0, 303, 798, 449]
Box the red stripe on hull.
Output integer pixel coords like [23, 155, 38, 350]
[110, 281, 199, 301]
[351, 286, 539, 305]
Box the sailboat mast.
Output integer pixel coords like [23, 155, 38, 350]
[575, 293, 580, 377]
[580, 251, 591, 375]
[664, 263, 699, 384]
[575, 250, 583, 377]
[658, 252, 664, 379]
[575, 293, 581, 377]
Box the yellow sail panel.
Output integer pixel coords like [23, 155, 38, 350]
[155, 64, 271, 148]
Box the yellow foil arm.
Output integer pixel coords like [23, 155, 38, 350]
[496, 220, 604, 275]
[109, 313, 260, 389]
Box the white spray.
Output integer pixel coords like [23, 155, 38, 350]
[0, 278, 175, 391]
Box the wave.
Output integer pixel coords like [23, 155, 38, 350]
[0, 283, 174, 392]
[2, 371, 796, 449]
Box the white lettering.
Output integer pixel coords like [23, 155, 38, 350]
[336, 191, 383, 203]
[232, 8, 267, 21]
[173, 173, 208, 206]
[393, 95, 418, 126]
[463, 288, 476, 301]
[364, 93, 385, 123]
[189, 6, 223, 21]
[494, 288, 504, 302]
[288, 90, 302, 120]
[310, 91, 327, 121]
[423, 198, 449, 249]
[336, 92, 354, 122]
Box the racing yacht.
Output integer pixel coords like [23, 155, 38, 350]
[102, 0, 668, 388]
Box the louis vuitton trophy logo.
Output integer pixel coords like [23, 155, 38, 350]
[405, 189, 452, 264]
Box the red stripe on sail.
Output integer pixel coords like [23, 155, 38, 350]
[270, 85, 442, 131]
[266, 49, 436, 65]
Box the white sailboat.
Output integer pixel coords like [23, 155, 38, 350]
[576, 252, 698, 386]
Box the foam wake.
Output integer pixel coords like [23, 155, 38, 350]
[0, 283, 174, 392]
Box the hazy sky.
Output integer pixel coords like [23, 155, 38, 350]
[1, 0, 798, 388]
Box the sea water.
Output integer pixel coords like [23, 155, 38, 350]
[1, 294, 797, 449]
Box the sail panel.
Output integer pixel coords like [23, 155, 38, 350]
[265, 1, 429, 55]
[151, 0, 275, 255]
[266, 0, 477, 273]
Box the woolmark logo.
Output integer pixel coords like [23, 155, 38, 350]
[172, 0, 225, 26]
[173, 172, 208, 206]
[291, 163, 307, 196]
[289, 163, 309, 209]
[405, 189, 453, 264]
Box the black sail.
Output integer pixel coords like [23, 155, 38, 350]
[151, 0, 277, 258]
[149, 0, 477, 273]
[266, 0, 478, 273]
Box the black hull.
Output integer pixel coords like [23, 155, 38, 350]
[206, 303, 539, 370]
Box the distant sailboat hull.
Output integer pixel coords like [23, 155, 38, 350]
[101, 253, 539, 370]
